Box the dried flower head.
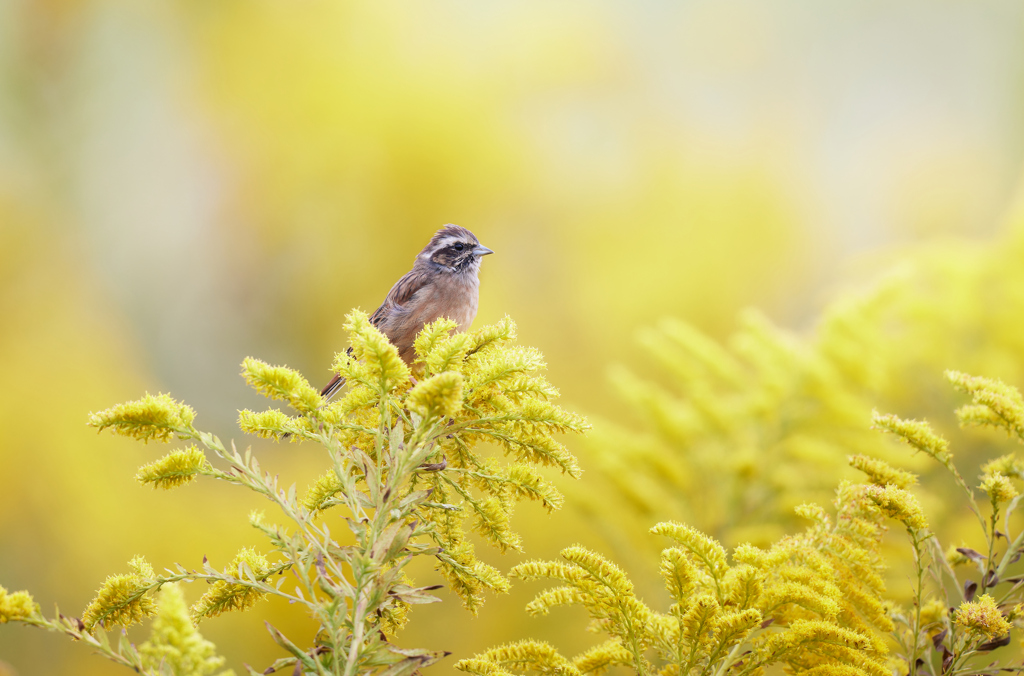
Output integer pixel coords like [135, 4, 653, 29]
[955, 594, 1011, 640]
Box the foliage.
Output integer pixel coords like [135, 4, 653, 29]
[580, 301, 913, 548]
[871, 371, 1024, 676]
[0, 313, 586, 674]
[461, 370, 1024, 676]
[139, 585, 234, 676]
[581, 217, 1024, 552]
[458, 476, 893, 676]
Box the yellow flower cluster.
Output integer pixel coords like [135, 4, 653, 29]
[870, 412, 951, 468]
[81, 556, 158, 630]
[135, 445, 211, 490]
[88, 393, 196, 443]
[979, 472, 1018, 505]
[580, 302, 916, 552]
[955, 594, 1012, 641]
[848, 455, 917, 490]
[948, 370, 1024, 441]
[0, 586, 38, 624]
[241, 357, 322, 414]
[237, 312, 586, 612]
[459, 479, 891, 676]
[139, 584, 232, 676]
[190, 548, 270, 623]
[863, 484, 928, 532]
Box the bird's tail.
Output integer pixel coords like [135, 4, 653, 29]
[320, 373, 347, 401]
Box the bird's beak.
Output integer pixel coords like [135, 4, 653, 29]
[473, 245, 495, 257]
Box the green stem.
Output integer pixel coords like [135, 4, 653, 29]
[909, 531, 927, 676]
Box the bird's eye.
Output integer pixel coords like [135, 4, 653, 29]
[453, 242, 465, 252]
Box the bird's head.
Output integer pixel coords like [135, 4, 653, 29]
[419, 225, 494, 274]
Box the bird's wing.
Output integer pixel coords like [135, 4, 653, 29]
[322, 268, 433, 401]
[370, 267, 433, 327]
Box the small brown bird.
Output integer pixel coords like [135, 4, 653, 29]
[320, 225, 493, 400]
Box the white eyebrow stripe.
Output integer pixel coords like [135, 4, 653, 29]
[434, 236, 463, 249]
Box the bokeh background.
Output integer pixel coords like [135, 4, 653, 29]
[3, 1, 1024, 674]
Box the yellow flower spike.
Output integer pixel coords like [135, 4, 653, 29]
[302, 471, 343, 513]
[799, 666, 869, 676]
[795, 503, 831, 526]
[465, 316, 518, 357]
[981, 472, 1018, 504]
[471, 496, 522, 552]
[571, 640, 633, 673]
[241, 358, 322, 413]
[238, 408, 297, 439]
[425, 332, 474, 375]
[560, 546, 633, 596]
[323, 385, 378, 421]
[947, 371, 1024, 438]
[733, 542, 770, 568]
[864, 484, 929, 531]
[468, 346, 547, 391]
[510, 560, 585, 584]
[414, 316, 460, 365]
[957, 404, 1011, 434]
[955, 594, 1012, 640]
[139, 583, 229, 674]
[660, 548, 698, 603]
[715, 608, 763, 651]
[502, 464, 564, 511]
[680, 593, 720, 652]
[919, 598, 947, 627]
[871, 412, 951, 465]
[848, 455, 918, 489]
[88, 392, 196, 443]
[650, 522, 729, 582]
[0, 586, 39, 623]
[135, 445, 210, 490]
[456, 640, 578, 676]
[82, 556, 158, 630]
[342, 310, 410, 394]
[524, 586, 584, 616]
[724, 564, 764, 610]
[190, 548, 270, 623]
[762, 581, 841, 620]
[455, 660, 516, 676]
[983, 453, 1024, 480]
[406, 371, 464, 421]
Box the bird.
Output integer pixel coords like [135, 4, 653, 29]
[320, 225, 493, 401]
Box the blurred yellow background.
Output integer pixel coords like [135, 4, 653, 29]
[2, 0, 1024, 674]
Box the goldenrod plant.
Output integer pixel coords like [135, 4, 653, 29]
[457, 473, 893, 676]
[0, 312, 586, 675]
[868, 371, 1024, 676]
[581, 206, 1024, 551]
[581, 296, 912, 547]
[460, 370, 1024, 676]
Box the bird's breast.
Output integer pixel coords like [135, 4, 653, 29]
[417, 274, 479, 331]
[380, 273, 480, 363]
